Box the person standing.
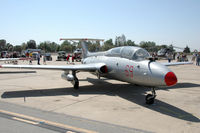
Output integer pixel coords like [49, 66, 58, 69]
[167, 52, 172, 63]
[71, 54, 75, 64]
[192, 52, 196, 62]
[173, 53, 176, 60]
[37, 52, 41, 65]
[66, 54, 70, 64]
[196, 53, 200, 66]
[43, 54, 46, 65]
[177, 52, 180, 62]
[29, 52, 33, 65]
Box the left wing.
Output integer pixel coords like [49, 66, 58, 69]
[0, 63, 107, 72]
[161, 62, 193, 66]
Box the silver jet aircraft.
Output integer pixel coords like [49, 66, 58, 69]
[0, 38, 192, 104]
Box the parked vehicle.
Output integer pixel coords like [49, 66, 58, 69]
[57, 51, 67, 61]
[32, 52, 39, 60]
[44, 53, 52, 61]
[74, 49, 82, 62]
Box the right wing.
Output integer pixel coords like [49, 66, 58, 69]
[161, 62, 193, 66]
[0, 63, 107, 73]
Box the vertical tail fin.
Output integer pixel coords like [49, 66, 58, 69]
[60, 38, 104, 59]
[81, 41, 90, 59]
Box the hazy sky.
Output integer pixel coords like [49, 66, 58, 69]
[1, 0, 199, 50]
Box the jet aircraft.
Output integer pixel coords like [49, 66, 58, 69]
[0, 38, 192, 104]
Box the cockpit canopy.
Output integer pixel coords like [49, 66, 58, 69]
[107, 46, 150, 61]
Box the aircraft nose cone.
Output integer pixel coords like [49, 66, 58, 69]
[165, 72, 177, 86]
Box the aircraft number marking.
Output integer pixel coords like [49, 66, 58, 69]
[125, 65, 133, 78]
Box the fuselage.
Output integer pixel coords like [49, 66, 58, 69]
[82, 49, 177, 87]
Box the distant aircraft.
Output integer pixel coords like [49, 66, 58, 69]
[0, 58, 20, 61]
[157, 45, 184, 57]
[0, 58, 20, 64]
[0, 57, 32, 64]
[0, 38, 192, 104]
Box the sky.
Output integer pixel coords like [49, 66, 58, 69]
[0, 0, 200, 50]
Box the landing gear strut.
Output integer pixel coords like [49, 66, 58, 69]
[145, 88, 156, 105]
[72, 71, 79, 89]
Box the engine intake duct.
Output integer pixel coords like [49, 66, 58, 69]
[99, 65, 108, 73]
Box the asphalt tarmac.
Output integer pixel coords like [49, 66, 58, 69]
[0, 57, 199, 133]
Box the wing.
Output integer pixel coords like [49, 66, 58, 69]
[161, 62, 193, 66]
[0, 63, 107, 73]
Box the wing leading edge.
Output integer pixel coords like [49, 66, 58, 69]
[0, 63, 106, 72]
[161, 62, 193, 66]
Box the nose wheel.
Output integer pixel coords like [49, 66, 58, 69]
[72, 71, 79, 89]
[146, 88, 156, 105]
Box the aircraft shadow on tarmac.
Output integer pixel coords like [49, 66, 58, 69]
[165, 82, 200, 89]
[1, 78, 200, 123]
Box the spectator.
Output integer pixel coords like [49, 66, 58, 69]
[177, 52, 180, 62]
[192, 52, 197, 62]
[37, 52, 41, 65]
[29, 52, 33, 65]
[26, 52, 29, 58]
[180, 53, 183, 62]
[43, 54, 46, 65]
[182, 53, 186, 62]
[167, 52, 173, 63]
[66, 54, 70, 64]
[173, 53, 176, 60]
[196, 52, 200, 66]
[71, 54, 75, 64]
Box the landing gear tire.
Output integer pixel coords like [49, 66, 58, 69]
[145, 88, 156, 105]
[145, 94, 155, 105]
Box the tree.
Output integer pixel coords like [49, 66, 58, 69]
[115, 34, 126, 46]
[157, 45, 168, 50]
[85, 41, 100, 52]
[13, 45, 22, 52]
[76, 42, 82, 49]
[126, 40, 136, 46]
[37, 41, 59, 52]
[21, 42, 28, 50]
[50, 42, 59, 52]
[168, 44, 175, 52]
[0, 39, 6, 51]
[139, 41, 157, 52]
[27, 40, 36, 49]
[60, 40, 72, 52]
[38, 41, 50, 52]
[56, 45, 60, 52]
[6, 43, 13, 52]
[102, 39, 114, 51]
[183, 45, 190, 53]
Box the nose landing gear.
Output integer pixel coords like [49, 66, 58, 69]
[72, 71, 79, 89]
[146, 88, 156, 105]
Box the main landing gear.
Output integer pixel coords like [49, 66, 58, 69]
[72, 71, 79, 89]
[145, 88, 156, 105]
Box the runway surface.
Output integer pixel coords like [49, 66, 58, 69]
[0, 100, 148, 133]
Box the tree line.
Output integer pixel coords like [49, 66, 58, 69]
[0, 35, 191, 53]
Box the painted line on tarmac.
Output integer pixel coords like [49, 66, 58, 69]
[0, 109, 97, 133]
[12, 117, 39, 125]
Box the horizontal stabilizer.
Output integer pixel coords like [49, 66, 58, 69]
[60, 38, 104, 41]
